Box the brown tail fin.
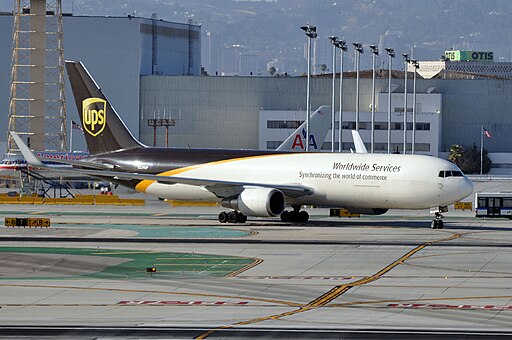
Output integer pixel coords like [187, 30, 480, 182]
[65, 60, 143, 155]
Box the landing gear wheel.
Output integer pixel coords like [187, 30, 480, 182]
[280, 208, 309, 223]
[437, 219, 444, 229]
[228, 211, 238, 223]
[218, 211, 229, 223]
[220, 210, 247, 224]
[238, 213, 247, 223]
[280, 211, 290, 222]
[299, 211, 309, 223]
[431, 220, 438, 229]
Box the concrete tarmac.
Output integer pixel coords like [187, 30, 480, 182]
[0, 200, 511, 339]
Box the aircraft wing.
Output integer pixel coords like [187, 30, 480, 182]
[11, 132, 313, 199]
[30, 164, 313, 199]
[70, 166, 313, 198]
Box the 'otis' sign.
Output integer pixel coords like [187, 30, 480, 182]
[444, 50, 493, 62]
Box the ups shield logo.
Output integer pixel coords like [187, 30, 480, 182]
[82, 98, 106, 137]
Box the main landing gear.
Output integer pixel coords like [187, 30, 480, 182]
[280, 206, 309, 223]
[218, 210, 247, 224]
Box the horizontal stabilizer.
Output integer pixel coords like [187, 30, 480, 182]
[9, 132, 44, 167]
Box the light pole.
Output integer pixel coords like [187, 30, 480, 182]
[369, 45, 378, 153]
[411, 60, 419, 154]
[337, 40, 347, 152]
[402, 53, 410, 154]
[385, 48, 395, 154]
[301, 25, 317, 151]
[352, 42, 364, 131]
[206, 31, 212, 74]
[329, 36, 339, 152]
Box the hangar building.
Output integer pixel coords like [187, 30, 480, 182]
[0, 12, 201, 152]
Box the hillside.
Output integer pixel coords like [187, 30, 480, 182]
[2, 0, 510, 75]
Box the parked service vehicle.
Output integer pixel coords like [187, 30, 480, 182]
[475, 192, 512, 219]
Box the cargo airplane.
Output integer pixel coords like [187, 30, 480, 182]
[12, 61, 474, 229]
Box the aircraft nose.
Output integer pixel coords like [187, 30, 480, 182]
[458, 177, 474, 198]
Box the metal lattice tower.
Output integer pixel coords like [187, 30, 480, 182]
[6, 0, 67, 154]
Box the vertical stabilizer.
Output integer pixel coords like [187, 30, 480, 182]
[276, 105, 331, 151]
[351, 130, 368, 153]
[65, 61, 143, 155]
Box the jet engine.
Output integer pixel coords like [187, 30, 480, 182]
[221, 188, 285, 217]
[344, 207, 389, 215]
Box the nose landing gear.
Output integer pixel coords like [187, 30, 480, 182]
[430, 206, 448, 229]
[431, 212, 444, 229]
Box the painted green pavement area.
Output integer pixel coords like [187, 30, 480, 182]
[0, 247, 257, 280]
[58, 223, 250, 238]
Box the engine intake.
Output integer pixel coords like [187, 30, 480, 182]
[221, 188, 285, 217]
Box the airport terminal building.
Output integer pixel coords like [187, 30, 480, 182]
[1, 14, 512, 172]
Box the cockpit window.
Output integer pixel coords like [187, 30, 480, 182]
[439, 170, 464, 178]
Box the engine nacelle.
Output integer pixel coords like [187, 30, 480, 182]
[344, 207, 389, 215]
[221, 188, 285, 217]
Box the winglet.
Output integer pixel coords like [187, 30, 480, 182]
[9, 132, 44, 167]
[351, 130, 368, 154]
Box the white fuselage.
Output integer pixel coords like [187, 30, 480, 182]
[138, 153, 473, 210]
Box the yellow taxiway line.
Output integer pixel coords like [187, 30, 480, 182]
[196, 232, 463, 339]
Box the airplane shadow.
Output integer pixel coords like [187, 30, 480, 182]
[254, 218, 512, 232]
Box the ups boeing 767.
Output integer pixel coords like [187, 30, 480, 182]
[12, 61, 473, 228]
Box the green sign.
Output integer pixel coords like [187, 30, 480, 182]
[444, 50, 493, 62]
